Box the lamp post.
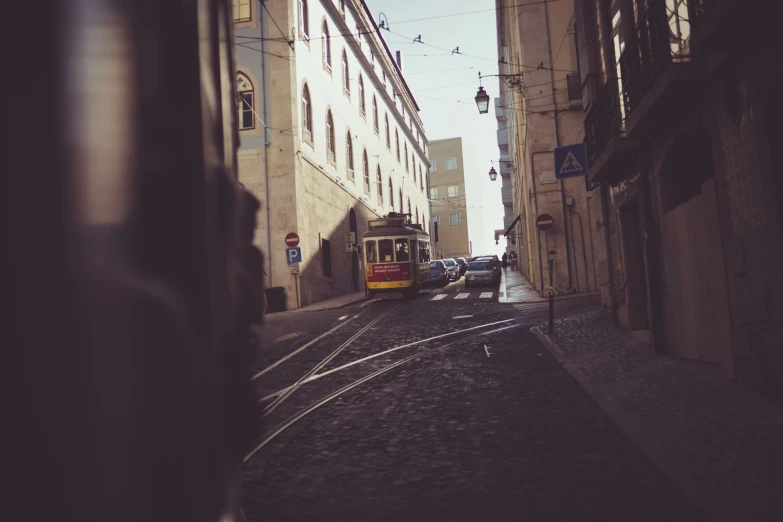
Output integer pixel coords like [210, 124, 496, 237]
[489, 166, 497, 181]
[474, 86, 490, 114]
[474, 71, 525, 115]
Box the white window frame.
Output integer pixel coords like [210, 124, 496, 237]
[429, 187, 439, 200]
[445, 157, 458, 171]
[447, 185, 459, 198]
[298, 0, 309, 40]
[233, 0, 251, 22]
[449, 213, 461, 226]
[429, 159, 437, 172]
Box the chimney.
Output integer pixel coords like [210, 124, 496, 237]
[395, 50, 403, 72]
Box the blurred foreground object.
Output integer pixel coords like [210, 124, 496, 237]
[5, 1, 260, 521]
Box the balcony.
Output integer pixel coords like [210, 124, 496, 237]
[499, 154, 512, 177]
[619, 0, 705, 137]
[688, 0, 770, 52]
[501, 186, 513, 206]
[496, 127, 509, 147]
[584, 79, 636, 185]
[495, 97, 505, 121]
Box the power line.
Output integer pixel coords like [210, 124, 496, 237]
[387, 0, 570, 26]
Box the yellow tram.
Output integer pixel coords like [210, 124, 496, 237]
[363, 213, 432, 298]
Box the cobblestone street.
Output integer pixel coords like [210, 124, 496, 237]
[241, 282, 698, 521]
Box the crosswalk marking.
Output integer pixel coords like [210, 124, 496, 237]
[455, 293, 470, 299]
[431, 294, 447, 301]
[479, 292, 493, 299]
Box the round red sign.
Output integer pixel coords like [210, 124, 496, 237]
[536, 214, 554, 232]
[285, 232, 300, 248]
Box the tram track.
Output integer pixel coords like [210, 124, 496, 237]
[261, 306, 398, 418]
[243, 322, 521, 463]
[257, 317, 519, 403]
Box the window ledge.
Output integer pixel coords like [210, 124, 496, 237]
[324, 63, 333, 75]
[344, 89, 351, 99]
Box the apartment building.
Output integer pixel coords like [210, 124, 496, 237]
[428, 138, 471, 259]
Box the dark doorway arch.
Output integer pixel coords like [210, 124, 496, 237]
[349, 208, 359, 291]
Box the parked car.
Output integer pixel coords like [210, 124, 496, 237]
[455, 257, 468, 276]
[429, 260, 449, 287]
[441, 258, 460, 281]
[464, 259, 501, 287]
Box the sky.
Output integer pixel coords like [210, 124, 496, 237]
[365, 0, 506, 257]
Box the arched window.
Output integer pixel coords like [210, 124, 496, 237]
[363, 151, 370, 194]
[373, 96, 379, 132]
[412, 154, 417, 183]
[321, 21, 331, 69]
[389, 179, 394, 210]
[399, 188, 403, 213]
[385, 114, 390, 148]
[415, 207, 419, 224]
[346, 132, 354, 181]
[395, 130, 400, 162]
[298, 0, 309, 39]
[359, 75, 365, 114]
[326, 110, 335, 163]
[376, 166, 383, 203]
[233, 0, 251, 22]
[342, 50, 350, 94]
[237, 72, 254, 130]
[405, 143, 409, 172]
[302, 84, 312, 142]
[408, 197, 411, 217]
[420, 164, 424, 191]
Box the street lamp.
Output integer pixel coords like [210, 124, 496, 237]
[489, 164, 497, 181]
[474, 71, 525, 115]
[474, 86, 490, 114]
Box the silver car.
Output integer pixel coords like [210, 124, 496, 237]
[464, 259, 500, 287]
[441, 258, 460, 281]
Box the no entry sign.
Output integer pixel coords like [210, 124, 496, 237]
[536, 214, 554, 232]
[285, 232, 300, 248]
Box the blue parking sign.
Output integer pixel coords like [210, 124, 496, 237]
[554, 143, 588, 180]
[286, 247, 302, 264]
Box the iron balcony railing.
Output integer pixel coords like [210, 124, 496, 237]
[688, 0, 719, 29]
[584, 78, 624, 166]
[619, 0, 690, 115]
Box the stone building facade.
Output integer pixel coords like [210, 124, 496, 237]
[233, 0, 430, 309]
[428, 138, 472, 259]
[573, 0, 783, 402]
[494, 0, 602, 297]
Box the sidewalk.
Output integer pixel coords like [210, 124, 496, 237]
[499, 267, 599, 304]
[532, 310, 783, 522]
[266, 291, 370, 317]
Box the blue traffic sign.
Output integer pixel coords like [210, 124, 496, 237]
[286, 247, 302, 264]
[554, 143, 588, 180]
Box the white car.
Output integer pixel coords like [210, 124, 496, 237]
[441, 258, 460, 281]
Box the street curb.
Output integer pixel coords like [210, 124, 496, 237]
[530, 325, 709, 522]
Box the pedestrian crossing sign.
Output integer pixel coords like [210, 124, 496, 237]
[554, 143, 588, 180]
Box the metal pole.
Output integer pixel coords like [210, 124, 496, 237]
[548, 259, 555, 334]
[294, 273, 300, 309]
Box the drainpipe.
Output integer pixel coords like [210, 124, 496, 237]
[544, 2, 574, 292]
[260, 6, 272, 288]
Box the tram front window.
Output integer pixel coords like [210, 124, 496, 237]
[378, 239, 394, 262]
[365, 241, 378, 264]
[395, 238, 410, 262]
